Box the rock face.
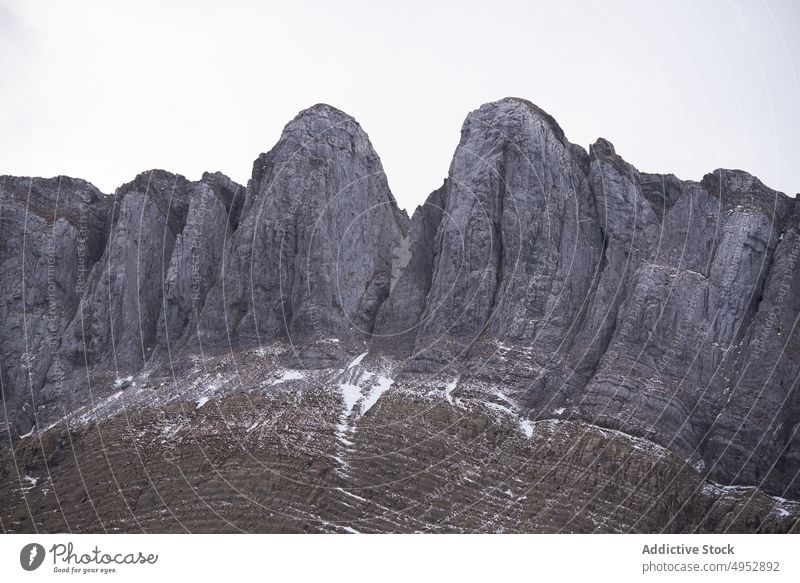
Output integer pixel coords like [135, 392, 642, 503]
[375, 98, 799, 500]
[50, 170, 245, 409]
[0, 176, 110, 438]
[0, 98, 798, 533]
[0, 170, 244, 439]
[1, 103, 408, 436]
[151, 171, 244, 361]
[377, 99, 603, 370]
[60, 171, 242, 368]
[194, 104, 408, 362]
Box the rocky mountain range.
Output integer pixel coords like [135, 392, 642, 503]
[1, 98, 799, 533]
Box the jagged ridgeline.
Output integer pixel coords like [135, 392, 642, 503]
[1, 99, 798, 533]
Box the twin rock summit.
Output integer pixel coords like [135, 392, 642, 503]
[2, 98, 799, 533]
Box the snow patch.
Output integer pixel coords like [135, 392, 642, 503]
[701, 482, 753, 497]
[346, 352, 368, 370]
[519, 419, 535, 438]
[114, 375, 133, 388]
[76, 390, 127, 424]
[340, 383, 363, 416]
[691, 458, 706, 472]
[336, 487, 368, 503]
[358, 370, 375, 383]
[444, 379, 458, 404]
[336, 382, 364, 450]
[195, 396, 210, 409]
[553, 407, 565, 415]
[19, 426, 35, 439]
[270, 369, 304, 385]
[359, 376, 394, 416]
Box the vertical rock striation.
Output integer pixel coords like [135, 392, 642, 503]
[378, 98, 799, 496]
[0, 176, 109, 438]
[194, 104, 408, 364]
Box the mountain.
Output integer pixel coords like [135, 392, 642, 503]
[1, 99, 798, 533]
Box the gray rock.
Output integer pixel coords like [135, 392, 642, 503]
[44, 170, 243, 416]
[378, 98, 799, 497]
[151, 173, 244, 361]
[392, 99, 604, 372]
[373, 182, 446, 353]
[1, 98, 798, 505]
[194, 104, 408, 364]
[0, 175, 109, 438]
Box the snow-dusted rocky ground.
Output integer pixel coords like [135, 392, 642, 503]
[3, 341, 798, 533]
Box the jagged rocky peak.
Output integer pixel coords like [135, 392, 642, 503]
[195, 103, 408, 362]
[462, 97, 570, 145]
[589, 136, 615, 156]
[54, 168, 244, 385]
[701, 167, 794, 218]
[376, 97, 602, 366]
[200, 171, 246, 228]
[248, 103, 380, 198]
[289, 102, 363, 134]
[1, 174, 105, 211]
[110, 169, 245, 234]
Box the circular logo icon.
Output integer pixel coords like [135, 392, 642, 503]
[20, 543, 46, 571]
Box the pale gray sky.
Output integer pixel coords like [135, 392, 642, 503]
[1, 0, 798, 211]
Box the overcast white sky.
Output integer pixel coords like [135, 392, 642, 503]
[1, 0, 798, 211]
